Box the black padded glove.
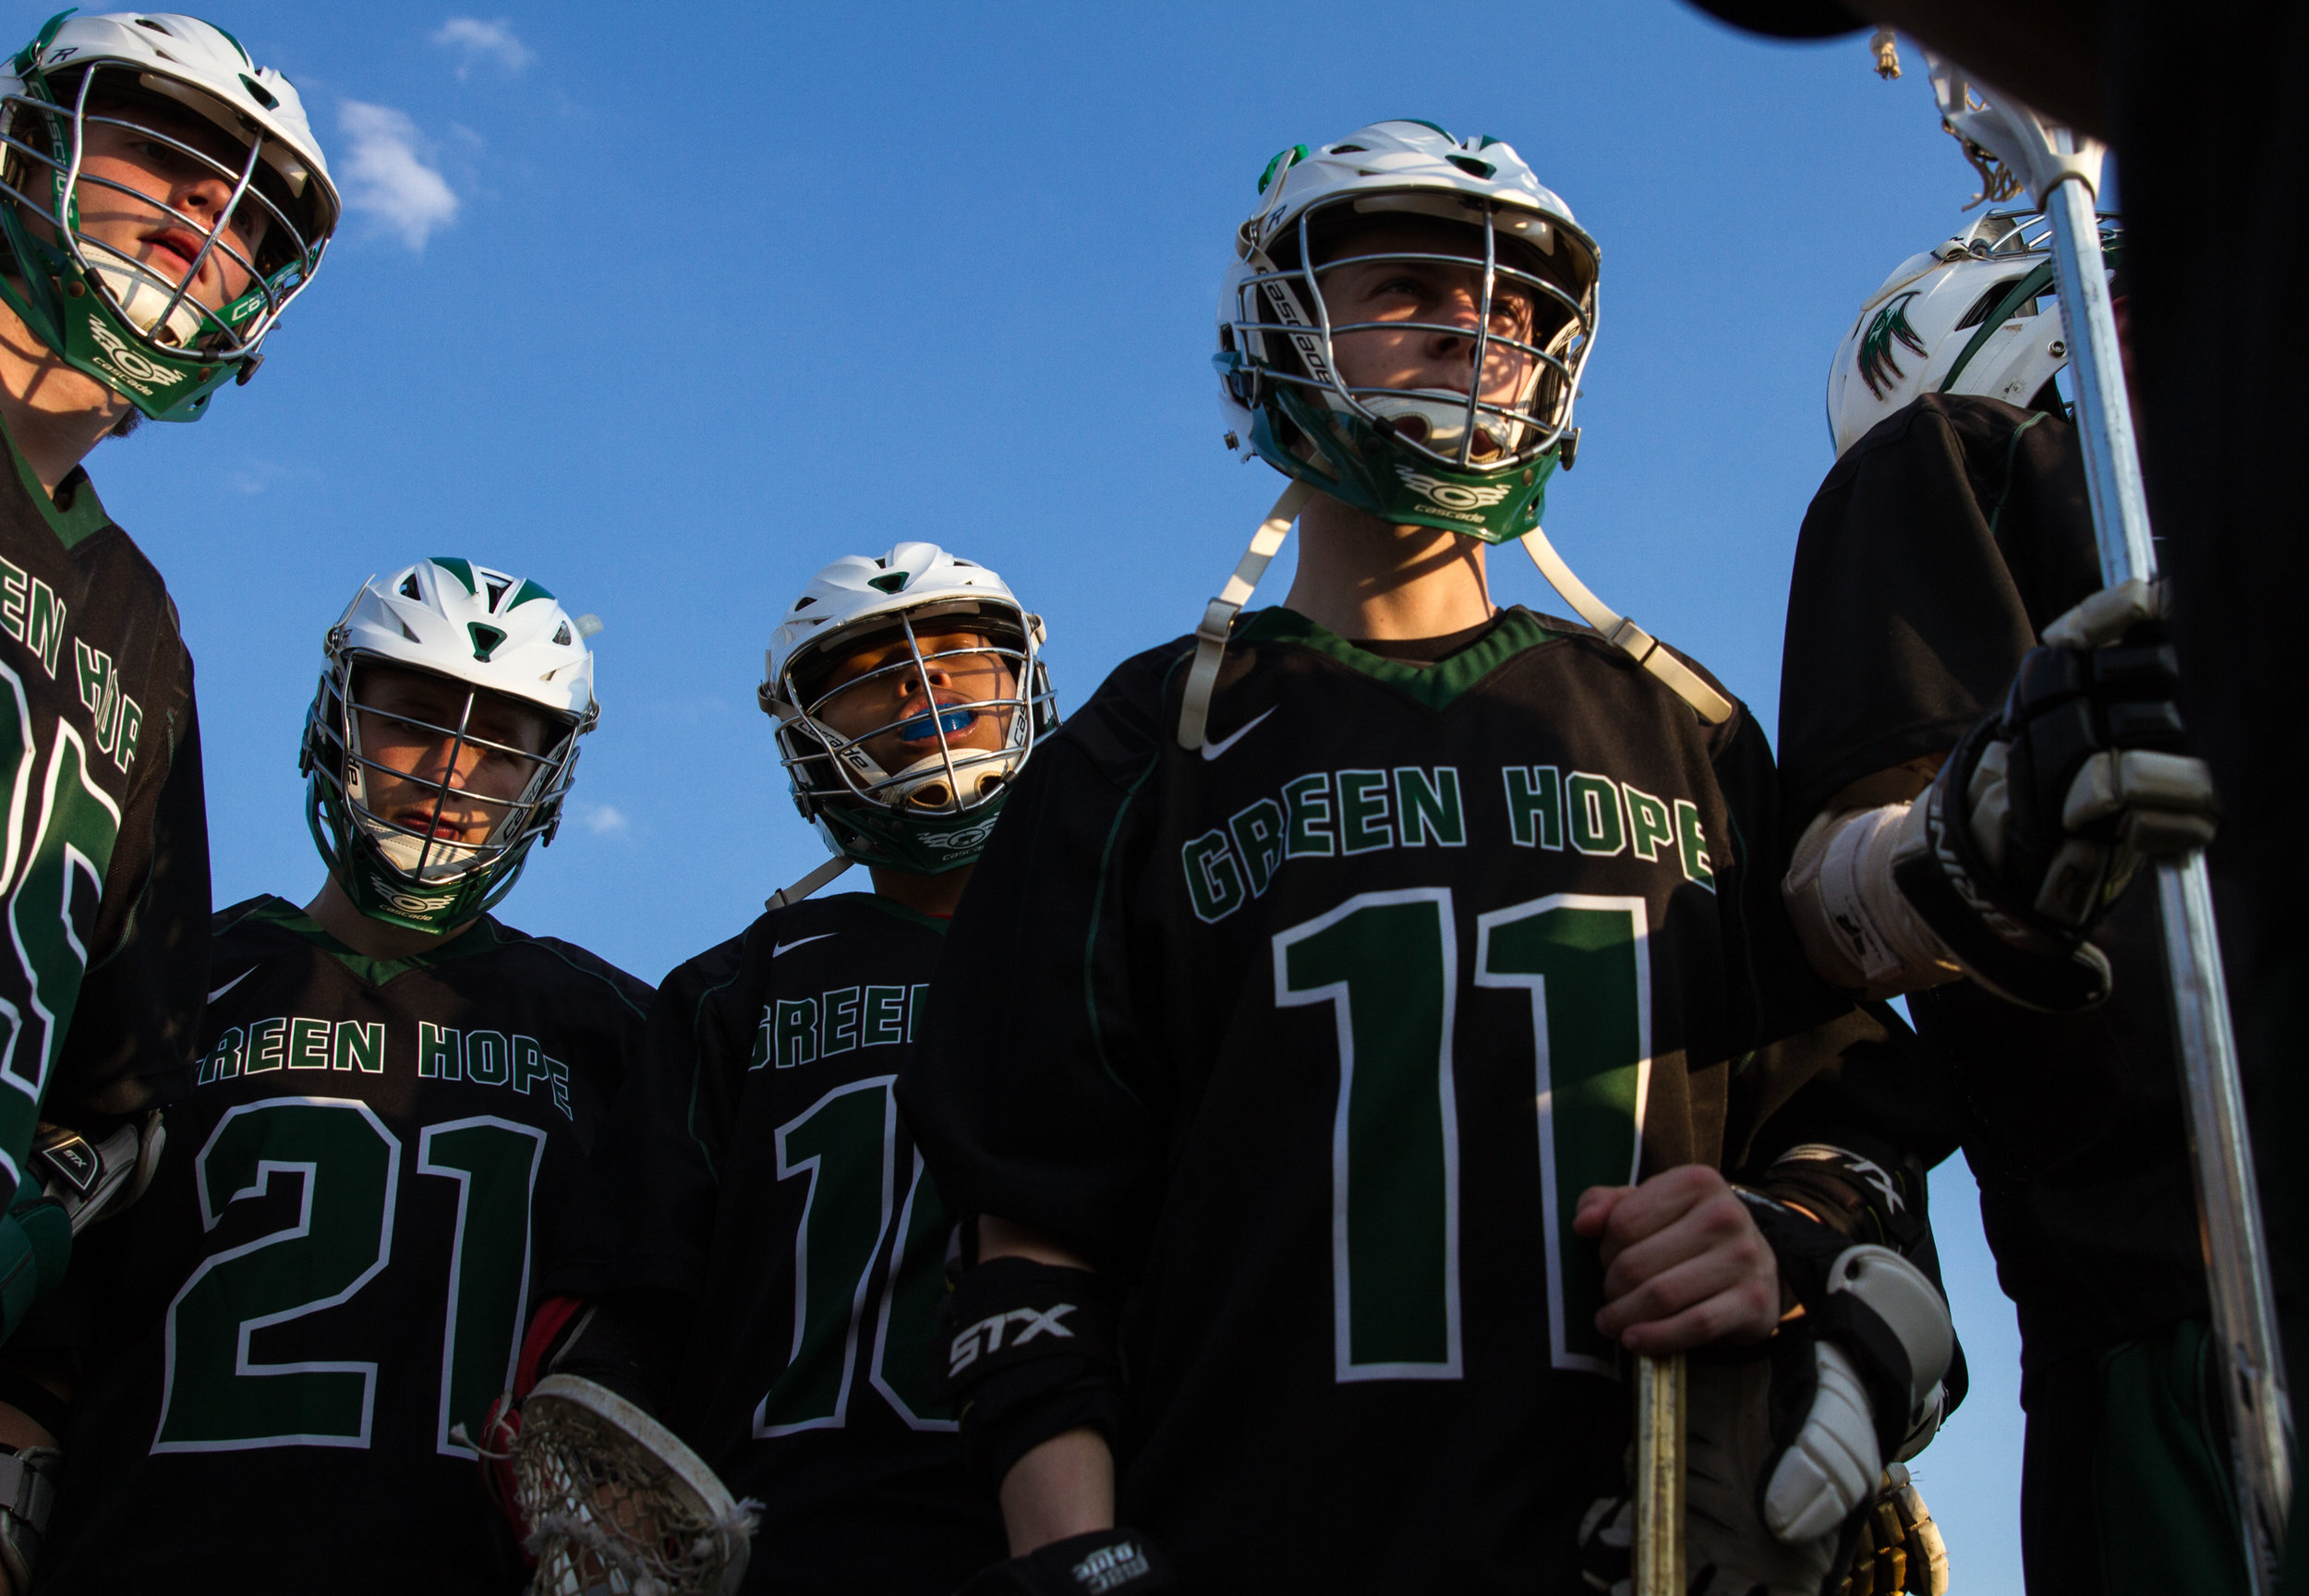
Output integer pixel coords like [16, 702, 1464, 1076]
[1894, 579, 2216, 1009]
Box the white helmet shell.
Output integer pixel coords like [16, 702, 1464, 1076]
[766, 542, 1036, 695]
[333, 557, 597, 721]
[1826, 210, 2101, 458]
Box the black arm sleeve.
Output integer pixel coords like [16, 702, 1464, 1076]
[899, 664, 1177, 1276]
[1777, 395, 2102, 836]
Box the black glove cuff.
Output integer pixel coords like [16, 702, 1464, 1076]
[1893, 716, 2111, 1011]
[960, 1528, 1175, 1595]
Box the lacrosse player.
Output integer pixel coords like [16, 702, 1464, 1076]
[0, 6, 339, 1369]
[896, 120, 1961, 1595]
[508, 543, 1050, 1593]
[10, 558, 647, 1594]
[1776, 213, 2239, 1595]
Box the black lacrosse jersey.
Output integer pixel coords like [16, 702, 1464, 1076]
[33, 895, 647, 1596]
[901, 606, 1876, 1595]
[550, 890, 1004, 1594]
[1777, 393, 2207, 1374]
[0, 424, 209, 1201]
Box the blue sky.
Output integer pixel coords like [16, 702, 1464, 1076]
[59, 1, 2042, 1584]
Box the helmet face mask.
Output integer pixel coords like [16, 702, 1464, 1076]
[0, 11, 339, 422]
[763, 545, 1057, 877]
[1217, 122, 1599, 543]
[304, 560, 598, 934]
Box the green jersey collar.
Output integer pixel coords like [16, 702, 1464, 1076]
[236, 893, 507, 986]
[1237, 606, 1563, 711]
[0, 405, 112, 551]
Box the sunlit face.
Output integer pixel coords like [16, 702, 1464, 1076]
[351, 665, 553, 848]
[1314, 217, 1561, 458]
[67, 95, 272, 312]
[812, 626, 1018, 784]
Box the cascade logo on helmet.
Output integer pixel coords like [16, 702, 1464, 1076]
[1395, 467, 1511, 514]
[86, 314, 187, 391]
[0, 9, 341, 422]
[914, 820, 1000, 853]
[304, 559, 598, 934]
[761, 542, 1058, 882]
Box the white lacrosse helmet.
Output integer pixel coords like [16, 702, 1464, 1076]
[303, 559, 600, 931]
[1827, 210, 2120, 457]
[760, 542, 1056, 876]
[0, 10, 339, 420]
[1215, 118, 1599, 543]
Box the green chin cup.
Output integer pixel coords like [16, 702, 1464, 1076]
[0, 68, 272, 423]
[306, 774, 540, 935]
[811, 788, 1011, 877]
[1247, 381, 1560, 545]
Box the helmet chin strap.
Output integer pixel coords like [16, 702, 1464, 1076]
[767, 854, 853, 912]
[1179, 480, 1315, 751]
[1519, 526, 1734, 724]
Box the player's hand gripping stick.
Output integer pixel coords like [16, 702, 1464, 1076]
[1922, 50, 2291, 1592]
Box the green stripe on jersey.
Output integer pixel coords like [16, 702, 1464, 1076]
[1238, 608, 1564, 711]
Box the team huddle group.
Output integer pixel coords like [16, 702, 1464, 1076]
[0, 10, 2234, 1596]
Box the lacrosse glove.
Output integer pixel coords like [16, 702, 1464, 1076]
[1893, 579, 2217, 1009]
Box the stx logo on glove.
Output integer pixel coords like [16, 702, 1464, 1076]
[947, 1302, 1078, 1377]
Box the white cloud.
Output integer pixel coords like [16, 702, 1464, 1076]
[432, 17, 530, 78]
[576, 803, 629, 837]
[336, 102, 458, 251]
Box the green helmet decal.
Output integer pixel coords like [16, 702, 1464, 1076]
[1856, 290, 1928, 401]
[0, 11, 341, 420]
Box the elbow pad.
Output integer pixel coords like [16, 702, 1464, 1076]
[1783, 803, 1964, 1000]
[933, 1256, 1126, 1485]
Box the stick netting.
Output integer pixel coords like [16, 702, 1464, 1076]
[514, 1381, 758, 1596]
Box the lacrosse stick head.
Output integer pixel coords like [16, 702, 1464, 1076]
[1922, 51, 2104, 210]
[514, 1374, 758, 1596]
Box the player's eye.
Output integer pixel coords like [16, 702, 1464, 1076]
[131, 137, 192, 174]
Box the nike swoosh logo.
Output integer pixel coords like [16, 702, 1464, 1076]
[207, 968, 255, 1004]
[772, 934, 835, 959]
[1200, 705, 1277, 762]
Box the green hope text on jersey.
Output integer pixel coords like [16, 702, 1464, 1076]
[1184, 761, 1716, 924]
[197, 1016, 576, 1119]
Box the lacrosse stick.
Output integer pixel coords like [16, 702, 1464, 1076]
[1633, 1352, 1686, 1596]
[514, 1373, 760, 1596]
[1920, 51, 2293, 1593]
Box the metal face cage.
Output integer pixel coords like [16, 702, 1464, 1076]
[304, 652, 590, 922]
[773, 601, 1054, 832]
[0, 65, 329, 369]
[1228, 191, 1598, 477]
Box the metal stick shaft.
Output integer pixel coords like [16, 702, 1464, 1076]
[1633, 1352, 1685, 1596]
[2044, 173, 2293, 1591]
